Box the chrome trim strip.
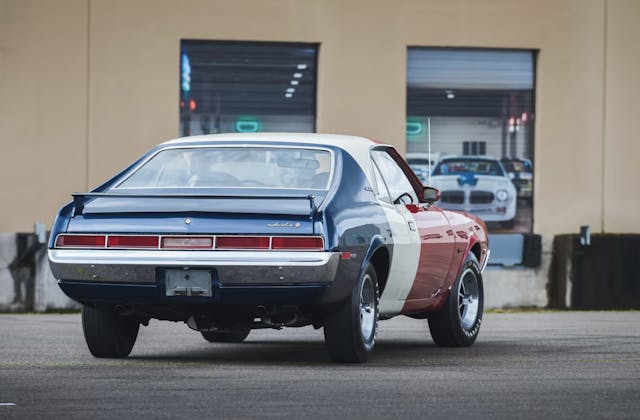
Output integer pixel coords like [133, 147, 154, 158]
[480, 249, 490, 273]
[49, 249, 336, 267]
[48, 249, 340, 284]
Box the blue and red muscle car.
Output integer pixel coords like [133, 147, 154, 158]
[49, 133, 489, 363]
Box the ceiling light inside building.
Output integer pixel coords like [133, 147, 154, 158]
[285, 93, 293, 98]
[293, 73, 302, 78]
[445, 90, 455, 99]
[286, 88, 295, 93]
[297, 64, 307, 70]
[290, 80, 299, 85]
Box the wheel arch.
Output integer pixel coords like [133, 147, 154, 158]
[470, 241, 482, 263]
[361, 236, 390, 296]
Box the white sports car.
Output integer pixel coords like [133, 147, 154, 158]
[406, 152, 440, 183]
[430, 156, 517, 227]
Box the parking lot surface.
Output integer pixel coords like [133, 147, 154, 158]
[0, 311, 638, 419]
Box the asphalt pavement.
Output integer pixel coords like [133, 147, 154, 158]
[0, 311, 638, 419]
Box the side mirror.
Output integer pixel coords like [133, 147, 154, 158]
[423, 186, 440, 204]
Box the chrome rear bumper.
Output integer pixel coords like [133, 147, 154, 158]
[48, 249, 340, 285]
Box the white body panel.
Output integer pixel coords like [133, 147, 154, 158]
[377, 203, 421, 316]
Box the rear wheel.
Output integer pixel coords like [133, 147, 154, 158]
[428, 253, 483, 347]
[81, 305, 140, 358]
[201, 327, 251, 343]
[323, 263, 379, 363]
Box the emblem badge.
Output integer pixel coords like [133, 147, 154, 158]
[267, 222, 302, 228]
[185, 218, 192, 225]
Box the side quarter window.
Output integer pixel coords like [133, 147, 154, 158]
[371, 150, 418, 204]
[371, 160, 391, 203]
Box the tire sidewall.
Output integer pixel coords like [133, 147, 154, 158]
[351, 264, 379, 354]
[449, 254, 483, 345]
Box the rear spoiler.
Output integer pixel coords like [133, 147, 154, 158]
[71, 192, 318, 217]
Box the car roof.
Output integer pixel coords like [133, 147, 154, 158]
[163, 132, 377, 149]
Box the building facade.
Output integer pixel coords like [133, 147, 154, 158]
[1, 0, 639, 236]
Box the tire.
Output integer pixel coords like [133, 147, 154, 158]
[428, 253, 483, 347]
[201, 327, 250, 343]
[81, 305, 140, 358]
[323, 263, 379, 363]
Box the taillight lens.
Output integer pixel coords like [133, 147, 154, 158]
[271, 236, 324, 250]
[56, 235, 106, 248]
[161, 236, 213, 249]
[55, 234, 324, 251]
[216, 236, 270, 250]
[107, 235, 159, 248]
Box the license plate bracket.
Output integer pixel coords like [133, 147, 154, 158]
[165, 269, 212, 297]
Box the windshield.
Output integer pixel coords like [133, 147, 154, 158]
[116, 147, 333, 190]
[433, 159, 505, 177]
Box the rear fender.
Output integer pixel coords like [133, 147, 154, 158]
[321, 235, 388, 304]
[48, 203, 74, 248]
[360, 235, 389, 281]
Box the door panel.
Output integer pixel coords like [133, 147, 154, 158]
[378, 202, 421, 316]
[401, 205, 456, 313]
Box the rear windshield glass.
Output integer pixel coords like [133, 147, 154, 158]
[433, 159, 505, 177]
[116, 147, 332, 190]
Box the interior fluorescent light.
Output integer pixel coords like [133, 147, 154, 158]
[285, 93, 293, 98]
[297, 64, 307, 70]
[290, 80, 299, 85]
[293, 73, 302, 78]
[286, 88, 295, 93]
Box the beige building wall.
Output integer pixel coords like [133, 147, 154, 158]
[1, 0, 639, 234]
[0, 0, 88, 232]
[603, 0, 640, 233]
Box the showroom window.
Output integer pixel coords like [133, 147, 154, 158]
[180, 40, 318, 136]
[406, 48, 536, 236]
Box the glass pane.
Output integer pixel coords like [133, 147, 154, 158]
[372, 150, 417, 203]
[117, 147, 332, 190]
[180, 40, 318, 136]
[371, 161, 391, 203]
[407, 47, 535, 234]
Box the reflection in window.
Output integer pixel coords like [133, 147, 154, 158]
[180, 40, 318, 136]
[407, 47, 536, 234]
[117, 147, 332, 190]
[371, 150, 417, 203]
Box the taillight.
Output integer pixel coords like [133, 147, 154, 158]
[55, 234, 324, 251]
[271, 236, 324, 250]
[107, 235, 159, 248]
[216, 236, 270, 250]
[161, 236, 213, 249]
[56, 235, 106, 248]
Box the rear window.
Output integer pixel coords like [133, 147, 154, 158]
[116, 147, 333, 190]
